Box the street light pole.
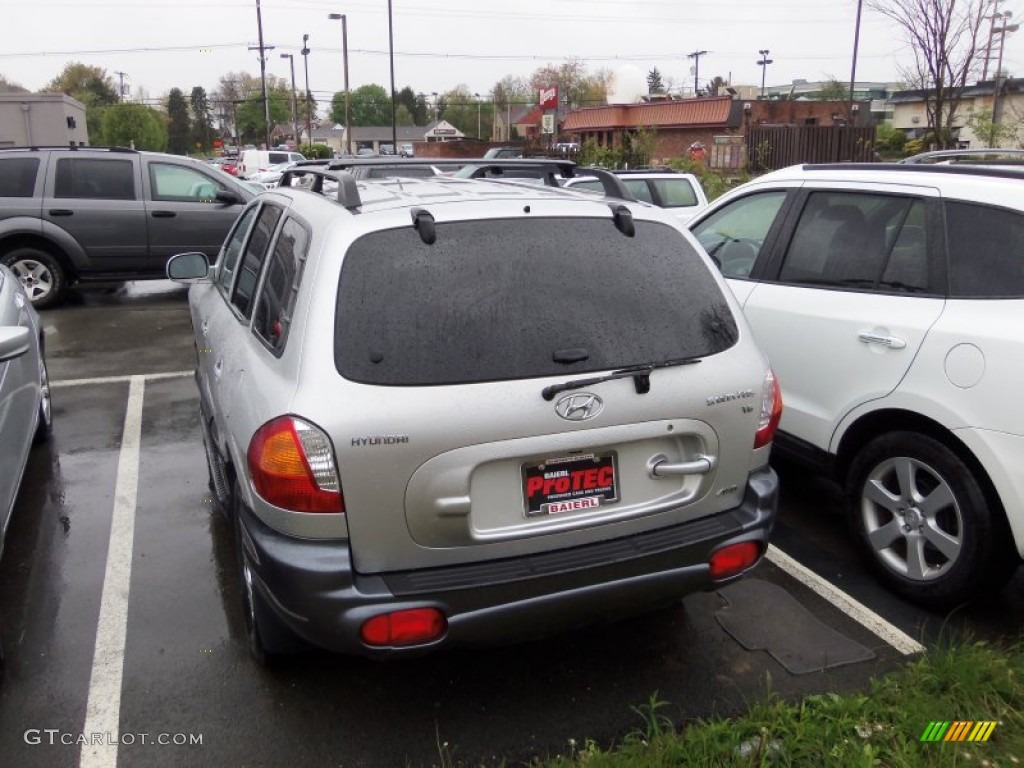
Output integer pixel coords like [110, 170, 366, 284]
[848, 0, 863, 123]
[386, 0, 397, 151]
[254, 0, 272, 150]
[474, 92, 481, 139]
[327, 13, 350, 156]
[301, 34, 312, 148]
[992, 13, 1019, 143]
[757, 49, 772, 98]
[280, 53, 299, 148]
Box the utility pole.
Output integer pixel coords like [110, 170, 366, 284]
[756, 50, 772, 98]
[253, 0, 272, 150]
[280, 53, 299, 148]
[387, 0, 397, 151]
[983, 0, 1008, 81]
[301, 34, 312, 148]
[114, 71, 128, 102]
[848, 0, 863, 124]
[687, 50, 708, 97]
[991, 14, 1020, 144]
[328, 13, 351, 155]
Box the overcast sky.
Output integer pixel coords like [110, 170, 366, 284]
[1, 0, 1021, 107]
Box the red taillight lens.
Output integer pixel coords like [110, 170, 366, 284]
[754, 367, 783, 449]
[360, 608, 447, 647]
[247, 416, 344, 513]
[709, 541, 762, 579]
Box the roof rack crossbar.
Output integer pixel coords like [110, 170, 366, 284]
[279, 167, 362, 209]
[566, 167, 638, 202]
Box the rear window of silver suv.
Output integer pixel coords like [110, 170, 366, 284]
[335, 217, 738, 385]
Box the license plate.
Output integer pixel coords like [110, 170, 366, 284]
[522, 452, 618, 517]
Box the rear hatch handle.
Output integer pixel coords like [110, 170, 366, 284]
[648, 453, 715, 478]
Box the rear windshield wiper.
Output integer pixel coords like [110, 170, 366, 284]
[541, 356, 702, 401]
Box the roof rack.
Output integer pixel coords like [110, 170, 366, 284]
[899, 148, 1024, 165]
[278, 167, 362, 209]
[803, 162, 1024, 182]
[0, 145, 138, 154]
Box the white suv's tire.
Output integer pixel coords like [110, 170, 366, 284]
[846, 432, 1015, 610]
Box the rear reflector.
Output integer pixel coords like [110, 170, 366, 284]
[709, 541, 762, 580]
[360, 608, 447, 647]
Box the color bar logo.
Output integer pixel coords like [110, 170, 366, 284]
[921, 721, 998, 742]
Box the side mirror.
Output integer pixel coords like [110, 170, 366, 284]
[0, 326, 31, 363]
[215, 189, 243, 205]
[167, 252, 211, 282]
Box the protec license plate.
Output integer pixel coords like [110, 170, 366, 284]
[522, 452, 618, 517]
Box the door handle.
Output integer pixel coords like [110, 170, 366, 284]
[48, 209, 74, 216]
[648, 454, 715, 478]
[858, 332, 907, 350]
[151, 211, 177, 218]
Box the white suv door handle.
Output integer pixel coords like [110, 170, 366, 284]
[648, 454, 715, 478]
[858, 331, 907, 350]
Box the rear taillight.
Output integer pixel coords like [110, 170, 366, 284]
[709, 541, 762, 579]
[753, 367, 783, 449]
[360, 608, 447, 647]
[247, 416, 344, 513]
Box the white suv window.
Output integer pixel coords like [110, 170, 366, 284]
[692, 191, 787, 278]
[946, 201, 1024, 298]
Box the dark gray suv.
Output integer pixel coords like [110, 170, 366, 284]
[0, 146, 255, 308]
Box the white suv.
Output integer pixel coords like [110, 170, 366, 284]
[563, 168, 709, 224]
[690, 162, 1024, 608]
[167, 161, 781, 661]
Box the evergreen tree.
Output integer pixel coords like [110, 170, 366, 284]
[190, 86, 214, 152]
[647, 67, 666, 94]
[167, 88, 192, 154]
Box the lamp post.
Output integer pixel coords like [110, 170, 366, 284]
[474, 92, 482, 139]
[280, 53, 299, 148]
[301, 34, 312, 147]
[386, 0, 397, 151]
[327, 13, 350, 156]
[757, 49, 772, 98]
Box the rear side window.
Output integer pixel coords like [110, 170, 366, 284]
[336, 218, 738, 385]
[252, 217, 309, 352]
[0, 157, 40, 197]
[621, 179, 655, 204]
[946, 201, 1024, 298]
[54, 158, 135, 199]
[230, 204, 282, 318]
[268, 152, 289, 165]
[651, 178, 699, 208]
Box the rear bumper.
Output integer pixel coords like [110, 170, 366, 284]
[237, 466, 778, 656]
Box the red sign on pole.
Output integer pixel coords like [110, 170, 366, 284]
[213, 138, 223, 149]
[539, 86, 558, 110]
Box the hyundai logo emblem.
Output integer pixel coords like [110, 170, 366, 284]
[555, 393, 604, 421]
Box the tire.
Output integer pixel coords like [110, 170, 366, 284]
[232, 487, 302, 664]
[846, 431, 1016, 610]
[1, 248, 67, 310]
[33, 349, 52, 444]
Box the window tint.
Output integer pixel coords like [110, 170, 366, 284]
[622, 179, 655, 204]
[691, 191, 787, 278]
[54, 158, 135, 200]
[779, 192, 927, 292]
[217, 205, 259, 294]
[336, 218, 738, 385]
[651, 178, 699, 208]
[253, 217, 309, 352]
[268, 152, 289, 165]
[947, 201, 1024, 297]
[0, 157, 40, 197]
[230, 204, 282, 318]
[150, 163, 224, 202]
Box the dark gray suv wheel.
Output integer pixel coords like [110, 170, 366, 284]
[2, 248, 66, 310]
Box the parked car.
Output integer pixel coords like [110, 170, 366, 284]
[168, 160, 781, 662]
[563, 168, 709, 224]
[399, 143, 415, 157]
[0, 263, 50, 563]
[248, 162, 298, 189]
[236, 150, 306, 180]
[688, 161, 1024, 608]
[483, 146, 524, 159]
[0, 146, 256, 308]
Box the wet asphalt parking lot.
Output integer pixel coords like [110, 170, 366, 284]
[0, 281, 1021, 767]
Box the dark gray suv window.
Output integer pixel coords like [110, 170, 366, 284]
[54, 158, 135, 200]
[946, 201, 1024, 298]
[0, 157, 39, 197]
[336, 218, 738, 385]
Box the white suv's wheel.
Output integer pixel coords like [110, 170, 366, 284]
[847, 432, 1014, 609]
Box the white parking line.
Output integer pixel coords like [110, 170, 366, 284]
[79, 376, 145, 768]
[766, 544, 926, 656]
[52, 371, 192, 388]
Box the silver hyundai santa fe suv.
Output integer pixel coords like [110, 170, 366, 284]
[168, 161, 782, 661]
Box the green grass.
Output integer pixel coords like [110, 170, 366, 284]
[439, 640, 1024, 767]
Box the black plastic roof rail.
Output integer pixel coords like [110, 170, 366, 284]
[278, 167, 362, 209]
[0, 145, 138, 153]
[802, 163, 1024, 182]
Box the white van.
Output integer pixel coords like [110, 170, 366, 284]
[236, 149, 306, 179]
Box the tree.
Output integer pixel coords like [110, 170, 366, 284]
[190, 87, 214, 152]
[963, 106, 1020, 147]
[166, 88, 192, 154]
[46, 62, 120, 140]
[867, 0, 988, 149]
[647, 68, 666, 94]
[0, 74, 28, 94]
[706, 75, 729, 97]
[235, 90, 290, 145]
[529, 58, 607, 109]
[101, 104, 168, 150]
[819, 77, 850, 101]
[348, 84, 390, 126]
